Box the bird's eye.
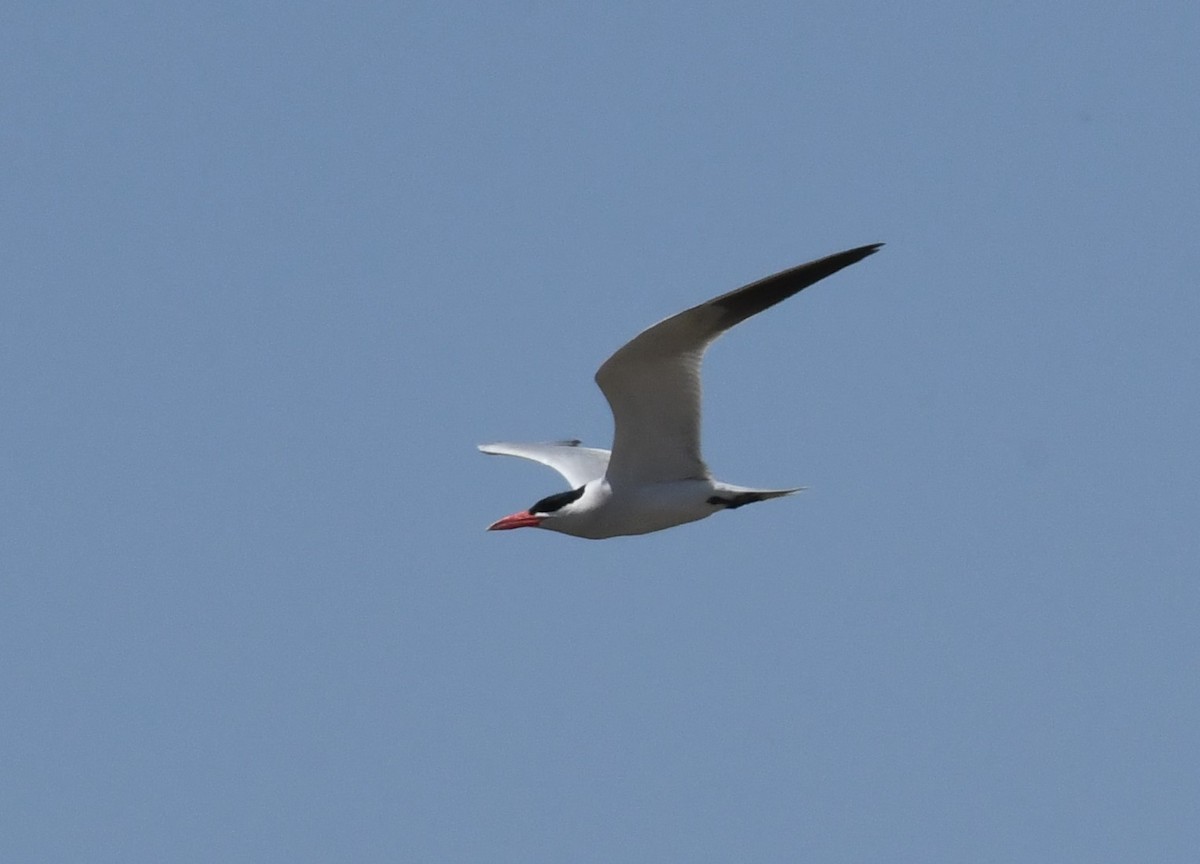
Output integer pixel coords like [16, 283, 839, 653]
[530, 485, 585, 514]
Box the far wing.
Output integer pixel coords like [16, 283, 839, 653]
[477, 440, 611, 488]
[595, 244, 882, 485]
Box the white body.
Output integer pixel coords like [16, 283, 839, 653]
[539, 478, 784, 540]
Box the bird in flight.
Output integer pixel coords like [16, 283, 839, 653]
[480, 243, 882, 539]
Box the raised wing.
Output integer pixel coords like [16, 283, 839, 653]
[595, 244, 882, 485]
[477, 440, 611, 488]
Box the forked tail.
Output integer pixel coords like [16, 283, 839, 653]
[706, 487, 804, 510]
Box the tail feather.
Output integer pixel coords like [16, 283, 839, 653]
[706, 486, 804, 510]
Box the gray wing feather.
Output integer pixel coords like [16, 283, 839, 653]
[477, 440, 611, 488]
[595, 244, 882, 485]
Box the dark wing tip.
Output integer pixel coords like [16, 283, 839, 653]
[814, 241, 884, 271]
[712, 242, 885, 328]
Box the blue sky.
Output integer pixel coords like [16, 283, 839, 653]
[3, 2, 1198, 861]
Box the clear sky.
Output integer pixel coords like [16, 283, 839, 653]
[3, 2, 1198, 861]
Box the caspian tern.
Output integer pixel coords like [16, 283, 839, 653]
[480, 243, 882, 539]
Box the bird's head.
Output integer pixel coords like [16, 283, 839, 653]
[487, 484, 588, 532]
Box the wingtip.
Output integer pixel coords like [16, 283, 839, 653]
[848, 241, 884, 259]
[478, 440, 584, 453]
[815, 242, 883, 274]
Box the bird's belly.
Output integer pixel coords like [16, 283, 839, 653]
[573, 480, 717, 539]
